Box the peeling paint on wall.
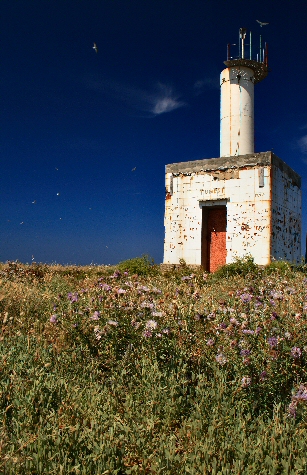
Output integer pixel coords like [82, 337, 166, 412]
[163, 152, 301, 268]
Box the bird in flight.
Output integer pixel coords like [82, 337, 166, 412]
[256, 20, 269, 27]
[131, 167, 136, 172]
[93, 42, 98, 53]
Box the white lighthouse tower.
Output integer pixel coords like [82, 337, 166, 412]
[163, 28, 301, 272]
[220, 28, 268, 157]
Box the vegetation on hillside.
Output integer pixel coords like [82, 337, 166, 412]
[1, 257, 307, 474]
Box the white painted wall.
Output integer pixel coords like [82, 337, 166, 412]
[163, 153, 302, 267]
[220, 66, 254, 157]
[271, 164, 301, 263]
[164, 165, 272, 266]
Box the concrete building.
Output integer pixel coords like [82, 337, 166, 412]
[163, 28, 302, 272]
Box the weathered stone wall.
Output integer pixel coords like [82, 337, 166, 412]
[163, 152, 302, 269]
[271, 157, 301, 263]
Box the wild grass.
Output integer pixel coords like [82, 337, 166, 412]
[1, 258, 307, 474]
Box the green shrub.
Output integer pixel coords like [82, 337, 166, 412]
[211, 255, 259, 279]
[264, 260, 293, 275]
[117, 254, 157, 276]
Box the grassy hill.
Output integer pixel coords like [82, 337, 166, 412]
[1, 257, 307, 474]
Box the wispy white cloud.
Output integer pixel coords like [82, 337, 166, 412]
[298, 135, 307, 154]
[151, 83, 185, 115]
[153, 97, 181, 114]
[84, 76, 185, 117]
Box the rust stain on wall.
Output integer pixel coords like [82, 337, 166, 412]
[163, 152, 301, 268]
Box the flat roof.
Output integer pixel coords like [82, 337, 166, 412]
[165, 151, 301, 188]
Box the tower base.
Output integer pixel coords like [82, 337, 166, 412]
[163, 152, 301, 272]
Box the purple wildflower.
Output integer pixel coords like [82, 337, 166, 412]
[207, 312, 216, 320]
[240, 349, 251, 357]
[93, 326, 102, 340]
[162, 327, 170, 335]
[90, 311, 100, 320]
[293, 385, 307, 402]
[219, 322, 227, 329]
[131, 320, 141, 329]
[143, 330, 152, 338]
[242, 329, 255, 335]
[145, 319, 158, 330]
[101, 284, 112, 291]
[288, 402, 297, 417]
[152, 287, 162, 294]
[255, 296, 263, 307]
[152, 311, 163, 317]
[117, 288, 126, 294]
[288, 385, 307, 418]
[138, 285, 150, 292]
[291, 347, 302, 358]
[215, 352, 227, 365]
[230, 317, 239, 326]
[270, 291, 283, 301]
[141, 301, 155, 309]
[241, 376, 252, 388]
[255, 327, 262, 335]
[68, 292, 79, 303]
[107, 320, 118, 326]
[206, 338, 215, 346]
[240, 293, 252, 304]
[50, 314, 58, 324]
[259, 371, 268, 381]
[267, 336, 278, 348]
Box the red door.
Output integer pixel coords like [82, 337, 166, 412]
[207, 208, 227, 273]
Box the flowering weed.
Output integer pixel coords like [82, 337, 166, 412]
[1, 260, 307, 472]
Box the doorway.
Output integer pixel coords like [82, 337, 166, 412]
[201, 206, 227, 272]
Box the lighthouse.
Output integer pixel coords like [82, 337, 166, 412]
[163, 28, 302, 272]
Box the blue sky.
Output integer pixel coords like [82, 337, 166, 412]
[1, 0, 307, 265]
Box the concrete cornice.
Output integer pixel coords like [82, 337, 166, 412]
[166, 152, 301, 188]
